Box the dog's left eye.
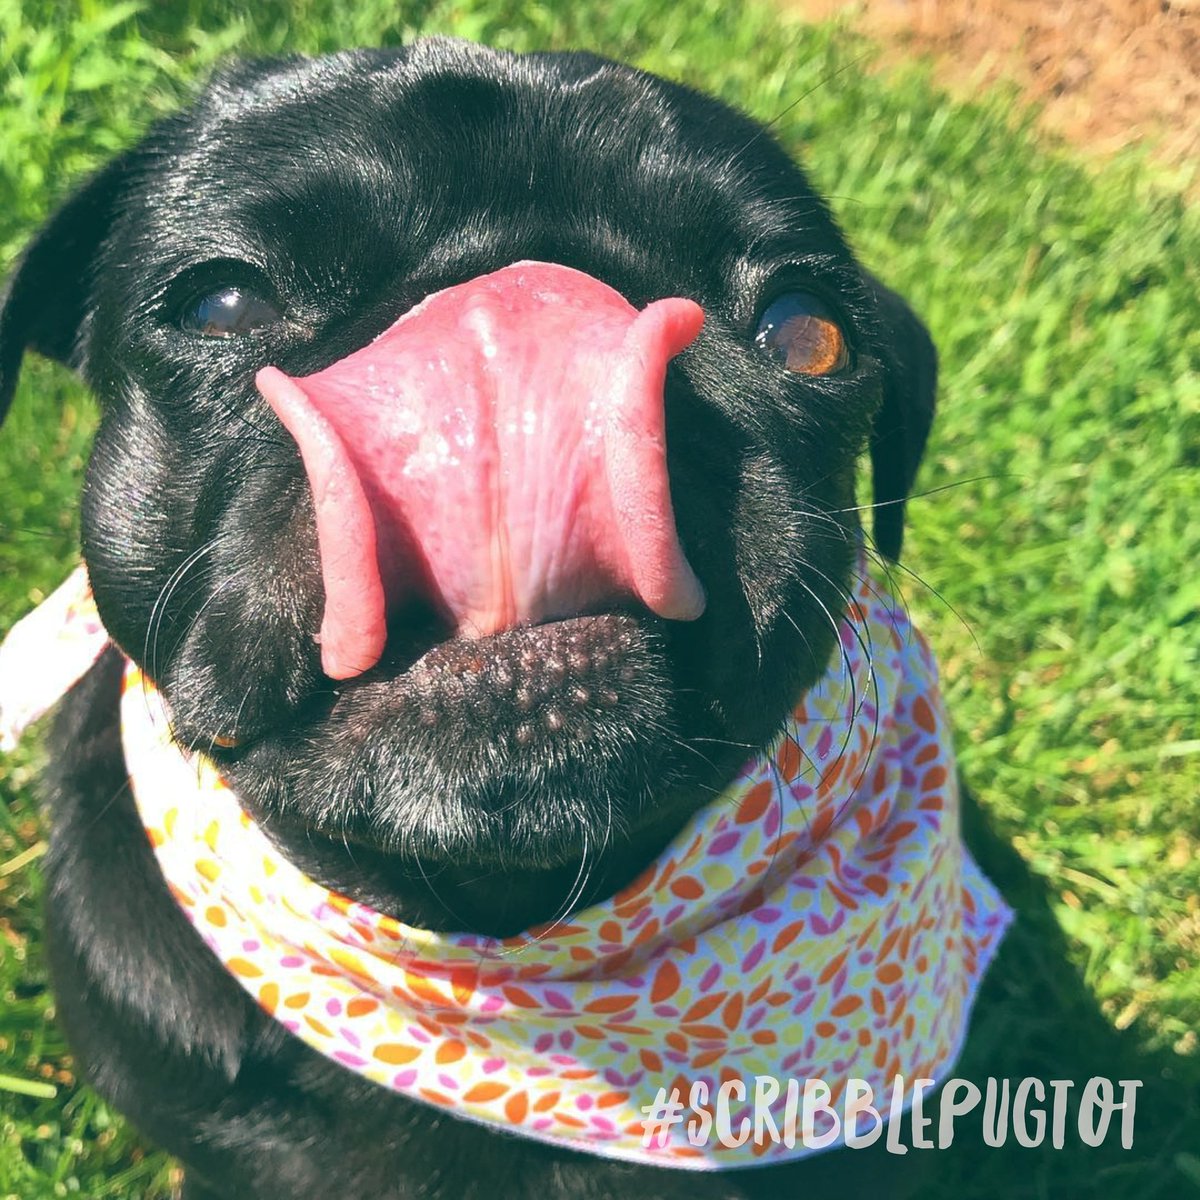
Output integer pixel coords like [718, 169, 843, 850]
[754, 293, 849, 375]
[181, 287, 283, 338]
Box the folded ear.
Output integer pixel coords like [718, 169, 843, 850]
[0, 152, 132, 425]
[865, 273, 939, 561]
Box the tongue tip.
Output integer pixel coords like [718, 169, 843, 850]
[317, 585, 388, 679]
[259, 364, 389, 682]
[632, 297, 705, 357]
[321, 641, 384, 681]
[640, 566, 707, 623]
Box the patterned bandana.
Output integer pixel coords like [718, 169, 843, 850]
[0, 564, 1011, 1169]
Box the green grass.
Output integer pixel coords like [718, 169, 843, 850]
[1, 1, 1197, 1196]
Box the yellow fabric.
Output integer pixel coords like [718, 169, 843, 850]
[0, 565, 1011, 1167]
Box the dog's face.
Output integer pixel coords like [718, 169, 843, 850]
[0, 40, 934, 931]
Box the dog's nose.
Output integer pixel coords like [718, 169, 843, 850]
[256, 261, 706, 680]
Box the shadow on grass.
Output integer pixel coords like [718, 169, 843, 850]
[924, 784, 1200, 1199]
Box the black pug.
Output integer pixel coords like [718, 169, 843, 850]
[0, 39, 941, 1199]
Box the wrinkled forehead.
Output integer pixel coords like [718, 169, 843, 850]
[117, 46, 853, 303]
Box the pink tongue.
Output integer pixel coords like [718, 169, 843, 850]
[257, 261, 705, 680]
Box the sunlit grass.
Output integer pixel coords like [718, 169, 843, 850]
[1, 1, 1196, 1196]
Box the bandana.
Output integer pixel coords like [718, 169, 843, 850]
[0, 564, 1011, 1169]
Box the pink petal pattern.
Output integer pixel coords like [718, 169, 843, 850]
[0, 567, 109, 750]
[0, 558, 1012, 1169]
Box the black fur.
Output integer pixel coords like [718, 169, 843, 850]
[3, 40, 938, 1198]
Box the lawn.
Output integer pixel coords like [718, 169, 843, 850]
[1, 1, 1197, 1197]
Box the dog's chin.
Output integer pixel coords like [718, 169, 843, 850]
[201, 608, 737, 923]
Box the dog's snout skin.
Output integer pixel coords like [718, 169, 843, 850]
[2, 39, 938, 1199]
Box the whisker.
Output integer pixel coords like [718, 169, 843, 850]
[787, 572, 881, 796]
[82, 775, 136, 835]
[413, 846, 473, 934]
[866, 547, 982, 655]
[732, 50, 872, 163]
[498, 820, 594, 956]
[830, 472, 1022, 518]
[143, 538, 222, 686]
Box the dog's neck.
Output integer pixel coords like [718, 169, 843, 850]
[253, 774, 738, 936]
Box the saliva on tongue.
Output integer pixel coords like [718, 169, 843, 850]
[256, 261, 706, 680]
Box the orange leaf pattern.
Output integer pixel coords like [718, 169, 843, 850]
[0, 560, 1011, 1168]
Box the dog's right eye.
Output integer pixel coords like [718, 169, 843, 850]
[180, 287, 283, 338]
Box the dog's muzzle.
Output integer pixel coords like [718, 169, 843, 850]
[256, 261, 707, 680]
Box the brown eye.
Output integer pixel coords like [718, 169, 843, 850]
[181, 286, 282, 338]
[754, 293, 850, 375]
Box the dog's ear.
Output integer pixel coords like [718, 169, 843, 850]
[865, 273, 938, 561]
[0, 152, 132, 425]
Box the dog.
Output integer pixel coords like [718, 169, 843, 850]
[0, 39, 957, 1198]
